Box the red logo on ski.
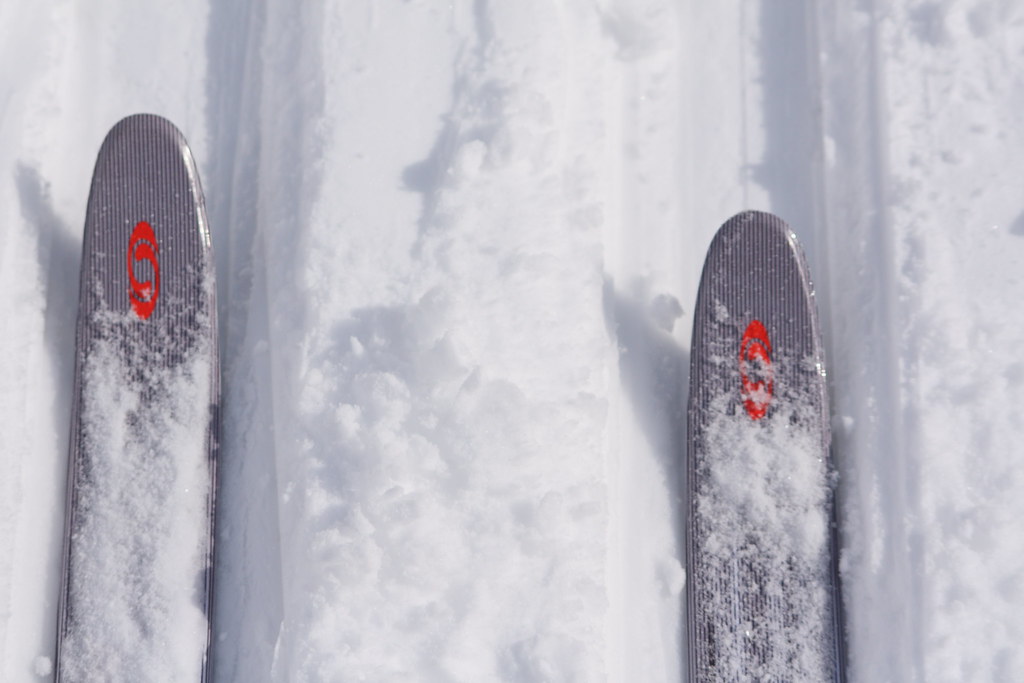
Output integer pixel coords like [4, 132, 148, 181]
[739, 319, 773, 419]
[128, 221, 160, 319]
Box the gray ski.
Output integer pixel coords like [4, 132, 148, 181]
[56, 114, 218, 681]
[686, 211, 844, 681]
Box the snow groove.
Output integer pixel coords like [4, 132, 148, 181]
[815, 1, 917, 678]
[205, 0, 285, 680]
[599, 1, 688, 682]
[249, 1, 329, 679]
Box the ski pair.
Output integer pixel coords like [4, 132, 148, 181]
[56, 116, 843, 681]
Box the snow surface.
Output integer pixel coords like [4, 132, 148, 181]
[1, 0, 1023, 681]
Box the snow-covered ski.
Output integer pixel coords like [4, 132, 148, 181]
[55, 114, 219, 681]
[685, 211, 844, 681]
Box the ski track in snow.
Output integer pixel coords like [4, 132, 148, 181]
[0, 1, 1023, 681]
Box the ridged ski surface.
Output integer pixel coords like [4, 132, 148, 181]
[56, 114, 218, 682]
[686, 211, 843, 681]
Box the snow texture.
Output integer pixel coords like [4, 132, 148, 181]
[0, 0, 1023, 681]
[61, 308, 213, 680]
[693, 370, 833, 680]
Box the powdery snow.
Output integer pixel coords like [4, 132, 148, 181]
[60, 309, 213, 680]
[694, 383, 833, 680]
[0, 0, 1022, 681]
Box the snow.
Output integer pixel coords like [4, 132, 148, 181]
[61, 309, 213, 680]
[695, 385, 833, 680]
[1, 0, 1023, 681]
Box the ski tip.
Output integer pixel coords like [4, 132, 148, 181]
[708, 210, 812, 281]
[104, 113, 189, 146]
[716, 210, 796, 245]
[691, 208, 824, 375]
[89, 113, 211, 253]
[97, 114, 202, 185]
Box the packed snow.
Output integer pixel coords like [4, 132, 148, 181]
[1, 0, 1023, 681]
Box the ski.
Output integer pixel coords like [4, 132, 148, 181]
[56, 114, 219, 681]
[685, 211, 844, 681]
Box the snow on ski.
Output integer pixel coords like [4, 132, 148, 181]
[55, 115, 219, 681]
[686, 211, 844, 681]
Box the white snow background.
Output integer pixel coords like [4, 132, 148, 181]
[1, 0, 1023, 681]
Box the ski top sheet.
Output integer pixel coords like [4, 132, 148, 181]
[56, 115, 219, 682]
[685, 211, 844, 681]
